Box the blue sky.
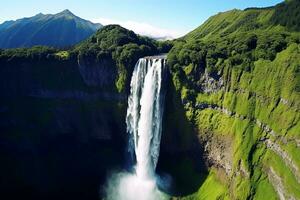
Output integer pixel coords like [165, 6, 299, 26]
[0, 0, 283, 38]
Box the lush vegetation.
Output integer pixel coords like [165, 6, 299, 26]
[72, 25, 172, 92]
[74, 25, 172, 92]
[175, 169, 230, 200]
[270, 0, 300, 31]
[0, 46, 57, 60]
[1, 1, 299, 199]
[168, 0, 300, 199]
[74, 25, 156, 92]
[0, 25, 172, 93]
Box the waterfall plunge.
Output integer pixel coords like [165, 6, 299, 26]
[105, 57, 167, 200]
[127, 57, 166, 179]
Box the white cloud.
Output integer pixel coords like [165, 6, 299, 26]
[93, 17, 185, 40]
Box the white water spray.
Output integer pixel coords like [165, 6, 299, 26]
[127, 57, 166, 179]
[105, 56, 167, 200]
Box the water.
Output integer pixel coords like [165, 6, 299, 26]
[126, 57, 166, 179]
[105, 56, 167, 200]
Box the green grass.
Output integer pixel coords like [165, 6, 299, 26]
[55, 51, 70, 60]
[264, 149, 300, 199]
[284, 142, 300, 170]
[253, 176, 278, 200]
[176, 169, 229, 200]
[178, 43, 300, 140]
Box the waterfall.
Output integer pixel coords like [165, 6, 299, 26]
[126, 56, 166, 180]
[105, 56, 167, 200]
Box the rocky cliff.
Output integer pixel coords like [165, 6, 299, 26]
[0, 51, 127, 200]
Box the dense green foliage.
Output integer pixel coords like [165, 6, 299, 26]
[74, 25, 171, 92]
[168, 0, 300, 199]
[0, 25, 171, 93]
[168, 0, 300, 102]
[271, 0, 300, 31]
[0, 46, 57, 60]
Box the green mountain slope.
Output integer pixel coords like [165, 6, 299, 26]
[168, 0, 300, 199]
[186, 0, 300, 41]
[0, 10, 102, 48]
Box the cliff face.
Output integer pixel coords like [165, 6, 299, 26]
[167, 1, 300, 199]
[78, 55, 117, 87]
[173, 45, 300, 199]
[0, 55, 128, 200]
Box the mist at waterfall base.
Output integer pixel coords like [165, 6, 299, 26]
[104, 57, 170, 200]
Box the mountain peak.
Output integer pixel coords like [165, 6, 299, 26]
[59, 9, 75, 16]
[34, 12, 44, 17]
[0, 9, 102, 48]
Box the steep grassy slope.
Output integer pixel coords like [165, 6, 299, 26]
[168, 0, 300, 199]
[186, 0, 300, 40]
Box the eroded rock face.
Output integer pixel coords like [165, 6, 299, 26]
[202, 134, 233, 175]
[0, 56, 126, 139]
[51, 104, 120, 141]
[0, 56, 127, 200]
[78, 56, 117, 87]
[199, 71, 224, 94]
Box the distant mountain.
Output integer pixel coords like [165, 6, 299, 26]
[0, 9, 102, 48]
